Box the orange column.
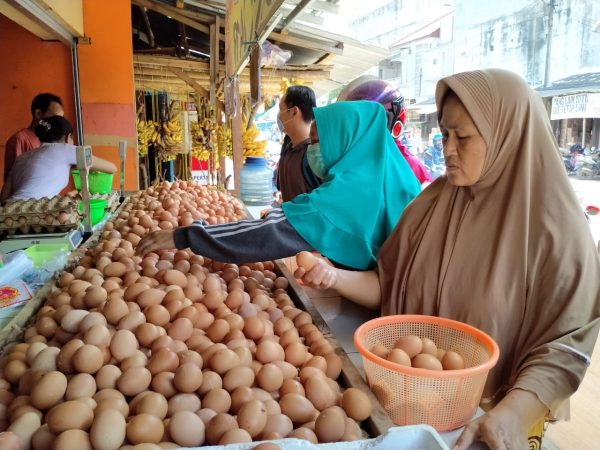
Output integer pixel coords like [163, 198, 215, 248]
[0, 15, 75, 189]
[78, 0, 138, 190]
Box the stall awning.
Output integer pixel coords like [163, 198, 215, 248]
[536, 72, 600, 98]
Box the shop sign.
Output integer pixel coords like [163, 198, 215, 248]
[226, 0, 283, 76]
[551, 93, 600, 120]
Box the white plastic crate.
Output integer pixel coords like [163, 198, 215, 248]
[190, 425, 449, 450]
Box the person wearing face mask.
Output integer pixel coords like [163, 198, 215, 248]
[135, 101, 420, 270]
[293, 69, 600, 450]
[274, 86, 321, 202]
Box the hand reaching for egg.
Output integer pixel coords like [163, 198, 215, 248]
[294, 252, 338, 290]
[135, 230, 176, 256]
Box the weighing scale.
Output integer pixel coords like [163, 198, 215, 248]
[0, 146, 94, 253]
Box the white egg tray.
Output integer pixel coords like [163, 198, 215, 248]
[191, 425, 449, 450]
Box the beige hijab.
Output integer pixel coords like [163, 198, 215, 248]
[378, 69, 600, 418]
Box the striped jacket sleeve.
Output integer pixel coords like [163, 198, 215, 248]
[173, 208, 313, 263]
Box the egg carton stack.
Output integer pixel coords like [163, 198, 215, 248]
[91, 191, 120, 212]
[0, 196, 81, 235]
[66, 190, 120, 212]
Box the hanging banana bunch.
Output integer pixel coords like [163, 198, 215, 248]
[191, 97, 218, 164]
[280, 77, 305, 94]
[217, 122, 233, 160]
[154, 100, 183, 162]
[136, 116, 158, 157]
[241, 97, 267, 158]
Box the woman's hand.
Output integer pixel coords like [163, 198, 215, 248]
[453, 389, 548, 450]
[293, 259, 338, 290]
[135, 230, 176, 256]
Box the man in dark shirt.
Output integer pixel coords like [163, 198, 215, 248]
[275, 86, 321, 202]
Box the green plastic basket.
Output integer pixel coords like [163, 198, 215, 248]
[72, 170, 114, 194]
[25, 244, 70, 268]
[78, 199, 108, 225]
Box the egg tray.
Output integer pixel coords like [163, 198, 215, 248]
[0, 196, 77, 215]
[0, 211, 82, 235]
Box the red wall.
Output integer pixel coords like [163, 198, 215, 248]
[0, 15, 76, 187]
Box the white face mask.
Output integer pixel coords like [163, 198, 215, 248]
[277, 108, 293, 133]
[307, 142, 326, 178]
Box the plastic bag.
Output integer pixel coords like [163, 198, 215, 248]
[261, 41, 292, 67]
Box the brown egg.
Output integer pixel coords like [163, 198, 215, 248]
[261, 413, 293, 439]
[83, 325, 111, 347]
[305, 376, 338, 411]
[255, 341, 285, 363]
[222, 366, 255, 392]
[95, 397, 129, 418]
[237, 400, 268, 438]
[442, 351, 465, 370]
[210, 348, 239, 375]
[65, 373, 96, 401]
[315, 406, 346, 443]
[163, 270, 188, 288]
[144, 305, 171, 326]
[103, 262, 127, 278]
[117, 367, 152, 396]
[60, 309, 89, 333]
[31, 424, 54, 450]
[394, 335, 423, 358]
[201, 388, 231, 414]
[164, 393, 199, 417]
[173, 363, 203, 393]
[421, 338, 438, 356]
[289, 427, 318, 443]
[168, 318, 193, 341]
[151, 372, 177, 399]
[46, 400, 94, 433]
[168, 411, 205, 447]
[126, 414, 164, 444]
[412, 353, 443, 371]
[370, 343, 389, 359]
[137, 288, 165, 309]
[341, 388, 372, 421]
[255, 363, 284, 392]
[30, 371, 67, 410]
[341, 416, 363, 441]
[135, 392, 168, 419]
[84, 286, 108, 308]
[206, 413, 237, 444]
[196, 407, 218, 426]
[284, 342, 308, 367]
[110, 329, 139, 362]
[386, 348, 412, 367]
[72, 345, 104, 374]
[279, 393, 317, 424]
[53, 429, 92, 450]
[296, 251, 317, 270]
[218, 428, 252, 445]
[90, 409, 126, 450]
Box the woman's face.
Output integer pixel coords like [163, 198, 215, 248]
[439, 93, 486, 186]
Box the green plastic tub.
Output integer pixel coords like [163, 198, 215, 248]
[72, 170, 114, 194]
[78, 199, 108, 225]
[25, 244, 70, 268]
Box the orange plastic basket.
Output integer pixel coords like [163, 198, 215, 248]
[354, 315, 499, 431]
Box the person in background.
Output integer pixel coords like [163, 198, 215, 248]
[338, 76, 431, 185]
[136, 101, 421, 270]
[294, 69, 600, 449]
[1, 116, 116, 202]
[274, 86, 321, 202]
[4, 93, 64, 182]
[423, 132, 445, 178]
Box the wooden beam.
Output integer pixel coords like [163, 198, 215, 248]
[315, 52, 335, 65]
[138, 6, 155, 48]
[249, 44, 261, 104]
[280, 0, 314, 33]
[132, 0, 210, 34]
[167, 67, 210, 98]
[269, 31, 343, 55]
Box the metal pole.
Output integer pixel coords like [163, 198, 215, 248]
[582, 117, 586, 148]
[543, 0, 555, 88]
[71, 39, 84, 144]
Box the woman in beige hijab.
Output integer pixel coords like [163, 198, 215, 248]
[295, 69, 600, 449]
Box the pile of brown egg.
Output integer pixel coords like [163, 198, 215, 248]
[0, 182, 372, 450]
